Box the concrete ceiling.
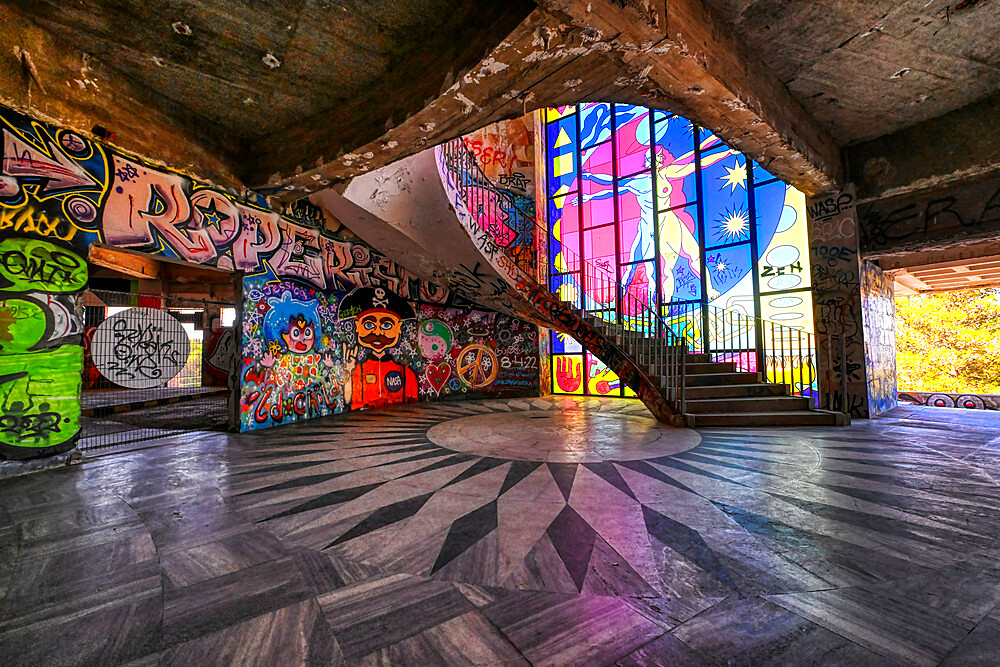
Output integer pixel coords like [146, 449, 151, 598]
[704, 0, 1000, 146]
[4, 0, 534, 183]
[892, 254, 1000, 294]
[2, 0, 998, 202]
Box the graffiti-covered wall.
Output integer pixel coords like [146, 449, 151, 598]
[0, 101, 542, 453]
[807, 188, 870, 418]
[240, 278, 539, 431]
[860, 260, 897, 416]
[899, 391, 999, 411]
[0, 103, 450, 302]
[450, 118, 538, 274]
[0, 237, 85, 458]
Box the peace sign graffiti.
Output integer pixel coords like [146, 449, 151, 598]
[455, 344, 498, 388]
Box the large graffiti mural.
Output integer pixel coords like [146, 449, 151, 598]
[544, 103, 815, 396]
[240, 278, 539, 432]
[0, 101, 542, 451]
[0, 237, 85, 458]
[860, 260, 897, 416]
[0, 103, 450, 304]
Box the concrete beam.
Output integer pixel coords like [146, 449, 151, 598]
[534, 0, 843, 195]
[266, 1, 842, 202]
[857, 171, 1000, 261]
[849, 90, 1000, 202]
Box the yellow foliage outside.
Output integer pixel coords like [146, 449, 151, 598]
[895, 288, 1000, 394]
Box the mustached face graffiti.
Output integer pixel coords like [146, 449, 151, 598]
[338, 286, 418, 410]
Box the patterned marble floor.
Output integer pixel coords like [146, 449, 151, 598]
[1, 397, 999, 665]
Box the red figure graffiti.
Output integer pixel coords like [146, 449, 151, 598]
[338, 287, 418, 410]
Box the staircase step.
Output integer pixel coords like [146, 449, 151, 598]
[688, 410, 849, 427]
[682, 396, 810, 414]
[683, 372, 761, 387]
[684, 362, 736, 374]
[683, 383, 788, 399]
[685, 353, 713, 363]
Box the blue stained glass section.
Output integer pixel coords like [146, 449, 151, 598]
[580, 103, 613, 148]
[752, 180, 787, 260]
[546, 115, 578, 197]
[705, 242, 752, 299]
[702, 152, 750, 248]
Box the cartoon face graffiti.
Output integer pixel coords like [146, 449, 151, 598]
[356, 311, 403, 356]
[263, 292, 323, 355]
[338, 287, 418, 410]
[339, 287, 414, 359]
[282, 314, 316, 353]
[418, 319, 453, 361]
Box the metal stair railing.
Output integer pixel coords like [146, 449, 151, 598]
[439, 137, 846, 414]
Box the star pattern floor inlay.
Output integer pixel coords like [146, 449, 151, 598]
[1, 398, 999, 665]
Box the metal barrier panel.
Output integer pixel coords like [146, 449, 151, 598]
[78, 289, 234, 452]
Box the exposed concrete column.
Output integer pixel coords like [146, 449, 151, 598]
[806, 187, 871, 418]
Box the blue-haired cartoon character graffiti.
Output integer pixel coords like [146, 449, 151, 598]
[263, 291, 324, 356]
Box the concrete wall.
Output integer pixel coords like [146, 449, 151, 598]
[860, 260, 897, 416]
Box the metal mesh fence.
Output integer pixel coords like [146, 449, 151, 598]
[78, 289, 235, 452]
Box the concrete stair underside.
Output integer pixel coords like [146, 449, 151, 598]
[577, 312, 848, 427]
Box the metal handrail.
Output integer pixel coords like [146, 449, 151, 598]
[439, 137, 843, 413]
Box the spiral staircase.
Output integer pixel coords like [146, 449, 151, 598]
[321, 137, 849, 428]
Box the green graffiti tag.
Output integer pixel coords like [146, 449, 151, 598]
[0, 297, 47, 353]
[0, 237, 87, 293]
[0, 345, 82, 451]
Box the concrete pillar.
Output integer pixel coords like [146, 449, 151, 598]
[806, 186, 870, 418]
[807, 186, 898, 418]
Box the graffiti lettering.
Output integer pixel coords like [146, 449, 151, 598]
[761, 261, 803, 277]
[0, 237, 87, 292]
[0, 205, 76, 241]
[806, 192, 853, 222]
[91, 308, 190, 389]
[858, 178, 1000, 253]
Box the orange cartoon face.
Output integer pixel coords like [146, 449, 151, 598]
[281, 315, 316, 354]
[354, 310, 402, 357]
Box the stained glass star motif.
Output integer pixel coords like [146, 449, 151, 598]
[720, 160, 747, 193]
[717, 208, 750, 243]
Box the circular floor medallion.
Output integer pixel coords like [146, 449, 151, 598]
[427, 409, 700, 462]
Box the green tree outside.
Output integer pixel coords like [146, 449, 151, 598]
[895, 288, 1000, 394]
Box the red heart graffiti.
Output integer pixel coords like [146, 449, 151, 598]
[426, 362, 451, 395]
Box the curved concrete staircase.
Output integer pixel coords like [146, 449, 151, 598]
[320, 137, 847, 427]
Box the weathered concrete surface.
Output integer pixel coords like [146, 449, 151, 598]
[704, 0, 1000, 146]
[313, 150, 546, 325]
[848, 90, 1000, 202]
[806, 186, 871, 419]
[272, 0, 843, 201]
[857, 171, 1000, 260]
[0, 5, 242, 189]
[0, 448, 82, 480]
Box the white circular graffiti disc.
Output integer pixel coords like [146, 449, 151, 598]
[92, 307, 191, 389]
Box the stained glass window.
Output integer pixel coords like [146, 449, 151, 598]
[546, 104, 814, 396]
